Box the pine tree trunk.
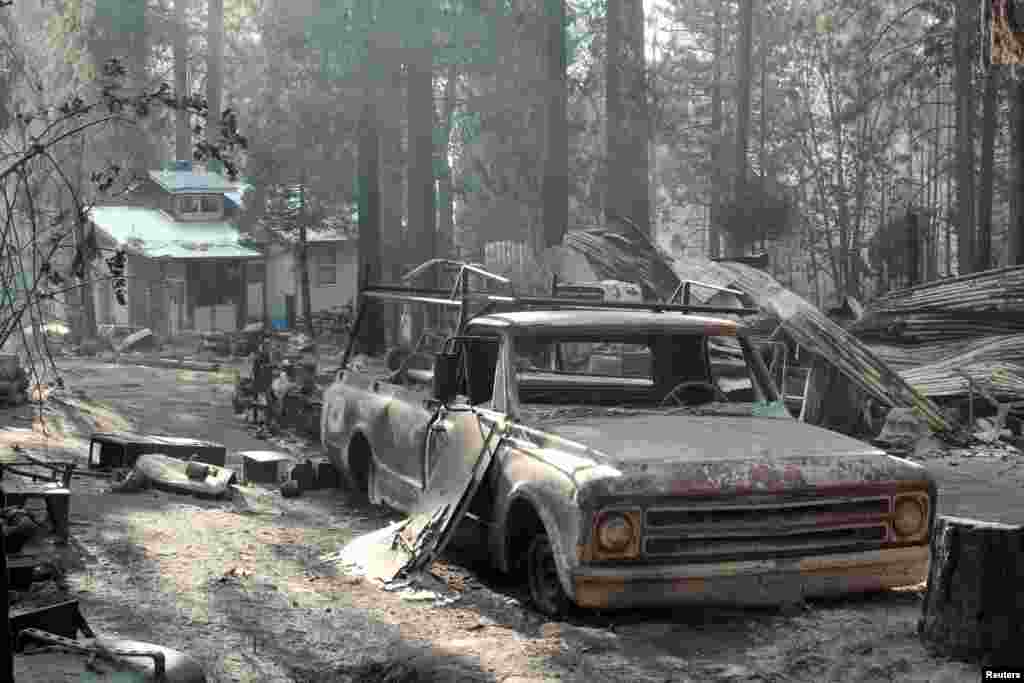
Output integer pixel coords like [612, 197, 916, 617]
[174, 0, 190, 161]
[945, 82, 954, 275]
[380, 64, 405, 272]
[709, 2, 723, 259]
[379, 64, 405, 346]
[977, 66, 998, 271]
[954, 0, 976, 273]
[1011, 74, 1024, 266]
[358, 73, 383, 354]
[206, 0, 224, 152]
[732, 0, 754, 259]
[542, 0, 568, 249]
[918, 516, 1024, 666]
[605, 0, 651, 237]
[407, 52, 435, 339]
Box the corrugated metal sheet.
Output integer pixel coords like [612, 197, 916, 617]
[88, 206, 262, 259]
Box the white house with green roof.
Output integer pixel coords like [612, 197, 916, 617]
[86, 161, 263, 336]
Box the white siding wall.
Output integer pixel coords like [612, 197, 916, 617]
[305, 241, 358, 312]
[262, 240, 357, 325]
[247, 282, 263, 319]
[265, 243, 296, 324]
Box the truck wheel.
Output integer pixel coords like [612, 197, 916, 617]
[526, 532, 571, 618]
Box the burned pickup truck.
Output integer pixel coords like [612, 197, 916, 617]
[322, 264, 936, 615]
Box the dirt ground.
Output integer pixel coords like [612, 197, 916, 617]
[4, 357, 1018, 682]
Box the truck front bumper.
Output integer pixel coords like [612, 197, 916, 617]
[572, 545, 928, 608]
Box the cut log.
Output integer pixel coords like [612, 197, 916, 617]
[918, 516, 1024, 666]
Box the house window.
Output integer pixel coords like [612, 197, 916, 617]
[315, 247, 337, 286]
[248, 262, 265, 283]
[176, 194, 222, 218]
[201, 195, 221, 212]
[177, 196, 200, 214]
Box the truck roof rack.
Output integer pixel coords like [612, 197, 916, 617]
[668, 280, 748, 307]
[359, 260, 759, 318]
[341, 260, 760, 368]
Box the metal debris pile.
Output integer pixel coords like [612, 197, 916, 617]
[560, 222, 1024, 450]
[563, 223, 953, 434]
[717, 262, 954, 433]
[319, 515, 460, 606]
[850, 270, 1024, 397]
[847, 267, 1024, 451]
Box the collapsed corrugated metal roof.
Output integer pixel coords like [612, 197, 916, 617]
[562, 221, 954, 434]
[88, 206, 262, 259]
[850, 268, 1024, 408]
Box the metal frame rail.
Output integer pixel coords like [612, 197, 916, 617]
[341, 261, 760, 369]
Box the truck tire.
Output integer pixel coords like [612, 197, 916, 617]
[526, 532, 571, 618]
[280, 479, 302, 498]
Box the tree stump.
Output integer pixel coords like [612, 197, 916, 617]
[918, 516, 1024, 666]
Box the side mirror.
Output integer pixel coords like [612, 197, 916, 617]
[432, 352, 459, 404]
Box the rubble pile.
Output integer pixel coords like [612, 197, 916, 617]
[848, 266, 1024, 450]
[558, 222, 1024, 450]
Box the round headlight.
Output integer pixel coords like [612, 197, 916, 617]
[893, 497, 926, 537]
[597, 512, 635, 552]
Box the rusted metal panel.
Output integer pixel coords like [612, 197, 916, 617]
[397, 411, 507, 575]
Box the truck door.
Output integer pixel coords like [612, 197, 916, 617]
[423, 335, 500, 491]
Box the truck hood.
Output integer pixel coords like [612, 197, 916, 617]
[547, 413, 876, 464]
[514, 410, 931, 500]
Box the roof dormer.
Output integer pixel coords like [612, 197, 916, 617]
[151, 160, 236, 222]
[173, 193, 224, 221]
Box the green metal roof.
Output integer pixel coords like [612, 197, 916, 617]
[88, 206, 262, 259]
[149, 169, 238, 194]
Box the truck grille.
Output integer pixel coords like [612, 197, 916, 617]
[642, 497, 891, 561]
